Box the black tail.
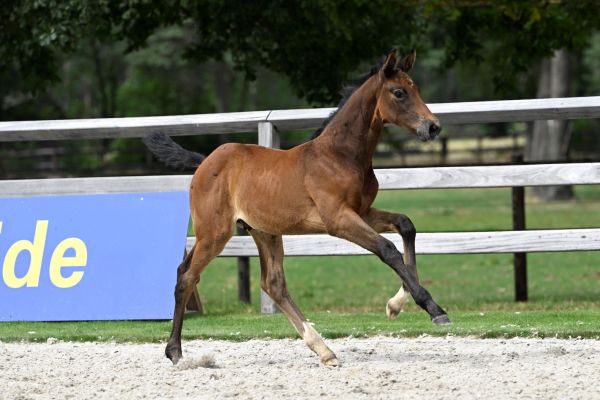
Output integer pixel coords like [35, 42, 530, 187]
[143, 133, 205, 170]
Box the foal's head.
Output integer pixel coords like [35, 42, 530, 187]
[375, 51, 441, 142]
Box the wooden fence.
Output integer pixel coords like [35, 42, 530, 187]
[1, 96, 600, 313]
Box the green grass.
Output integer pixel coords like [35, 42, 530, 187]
[1, 311, 599, 342]
[1, 186, 599, 342]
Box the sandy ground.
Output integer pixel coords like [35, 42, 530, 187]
[1, 336, 599, 400]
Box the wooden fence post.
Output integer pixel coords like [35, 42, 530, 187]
[512, 154, 528, 301]
[257, 121, 281, 314]
[440, 136, 448, 165]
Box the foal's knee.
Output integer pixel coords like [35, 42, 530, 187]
[396, 215, 416, 241]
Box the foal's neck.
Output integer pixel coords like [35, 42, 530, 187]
[318, 76, 383, 168]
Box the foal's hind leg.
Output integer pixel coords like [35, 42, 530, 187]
[363, 208, 419, 320]
[166, 231, 231, 364]
[250, 230, 339, 366]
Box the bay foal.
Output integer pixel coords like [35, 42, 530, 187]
[145, 51, 449, 366]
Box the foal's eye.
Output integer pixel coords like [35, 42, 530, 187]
[392, 89, 407, 99]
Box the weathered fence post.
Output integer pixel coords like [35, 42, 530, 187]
[512, 154, 528, 301]
[257, 121, 281, 314]
[440, 136, 448, 165]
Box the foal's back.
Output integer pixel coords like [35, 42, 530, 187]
[190, 141, 326, 235]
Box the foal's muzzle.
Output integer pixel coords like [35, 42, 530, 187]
[416, 120, 442, 142]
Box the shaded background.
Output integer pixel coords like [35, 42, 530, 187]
[1, 0, 599, 202]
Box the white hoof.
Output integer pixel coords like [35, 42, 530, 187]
[322, 354, 340, 367]
[386, 287, 410, 320]
[386, 301, 401, 320]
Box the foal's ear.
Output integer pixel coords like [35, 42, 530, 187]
[380, 50, 398, 79]
[397, 50, 417, 72]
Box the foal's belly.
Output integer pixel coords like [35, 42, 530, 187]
[232, 174, 328, 235]
[235, 204, 327, 235]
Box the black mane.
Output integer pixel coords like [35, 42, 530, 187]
[310, 61, 383, 140]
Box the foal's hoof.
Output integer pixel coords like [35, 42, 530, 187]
[385, 289, 410, 320]
[165, 344, 183, 365]
[321, 354, 341, 367]
[432, 314, 452, 325]
[386, 301, 402, 320]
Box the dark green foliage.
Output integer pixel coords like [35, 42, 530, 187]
[1, 0, 89, 90]
[0, 0, 179, 92]
[1, 0, 416, 103]
[426, 1, 600, 95]
[180, 1, 418, 103]
[2, 1, 600, 103]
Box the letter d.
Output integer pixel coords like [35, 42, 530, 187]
[2, 220, 48, 288]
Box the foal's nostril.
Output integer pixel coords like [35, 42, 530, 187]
[429, 122, 441, 137]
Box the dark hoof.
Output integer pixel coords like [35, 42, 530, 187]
[432, 314, 452, 325]
[165, 343, 182, 365]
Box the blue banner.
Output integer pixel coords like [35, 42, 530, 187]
[0, 192, 189, 321]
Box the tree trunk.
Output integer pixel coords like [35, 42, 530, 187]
[526, 50, 574, 201]
[213, 61, 233, 144]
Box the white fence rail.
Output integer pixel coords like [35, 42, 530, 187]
[2, 162, 599, 197]
[1, 96, 600, 312]
[1, 97, 599, 141]
[210, 229, 600, 256]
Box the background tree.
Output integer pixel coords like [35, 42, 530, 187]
[527, 51, 574, 200]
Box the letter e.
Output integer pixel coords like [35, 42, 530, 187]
[49, 238, 87, 288]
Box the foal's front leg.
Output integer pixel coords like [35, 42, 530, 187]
[363, 208, 418, 319]
[325, 207, 450, 325]
[250, 230, 339, 366]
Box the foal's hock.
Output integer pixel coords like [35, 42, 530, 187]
[144, 50, 449, 367]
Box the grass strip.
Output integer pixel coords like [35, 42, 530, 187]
[1, 310, 598, 343]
